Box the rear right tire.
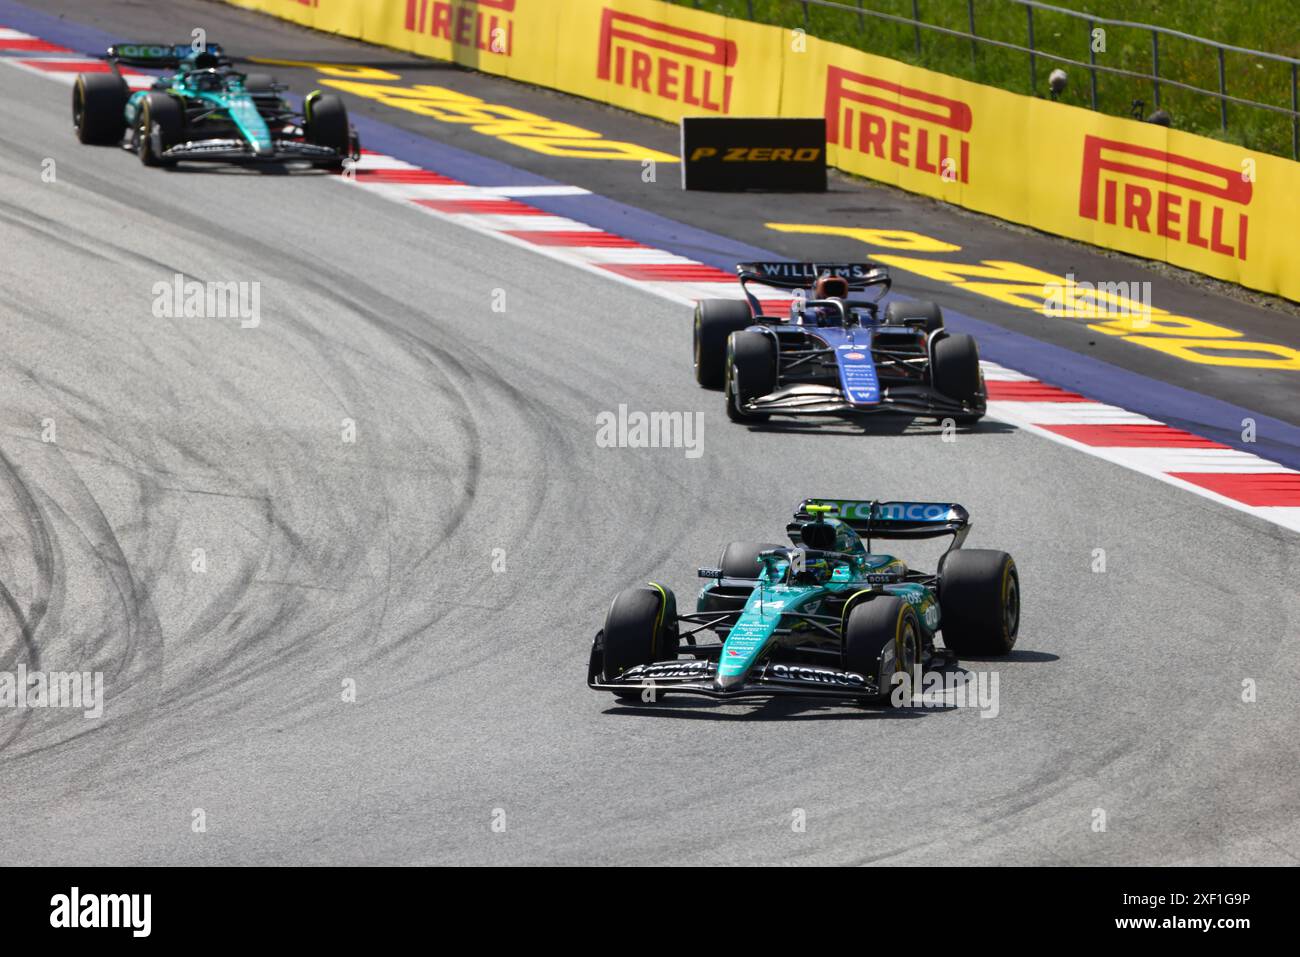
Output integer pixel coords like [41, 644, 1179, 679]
[719, 541, 783, 579]
[885, 299, 944, 334]
[73, 73, 128, 145]
[243, 72, 276, 96]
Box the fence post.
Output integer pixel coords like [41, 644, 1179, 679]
[912, 0, 922, 58]
[1293, 62, 1298, 161]
[802, 1, 809, 29]
[1216, 47, 1228, 130]
[1086, 19, 1098, 110]
[1151, 31, 1160, 110]
[747, 0, 754, 18]
[856, 0, 864, 33]
[968, 0, 978, 71]
[1027, 5, 1036, 94]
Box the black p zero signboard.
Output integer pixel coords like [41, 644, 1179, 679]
[680, 117, 827, 191]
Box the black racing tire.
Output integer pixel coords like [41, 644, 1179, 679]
[719, 541, 784, 580]
[694, 299, 754, 389]
[73, 73, 128, 145]
[939, 549, 1019, 656]
[931, 333, 982, 405]
[244, 74, 283, 123]
[725, 330, 776, 423]
[137, 92, 184, 167]
[305, 92, 349, 164]
[885, 299, 944, 334]
[696, 587, 749, 617]
[602, 584, 679, 700]
[243, 72, 276, 95]
[843, 596, 920, 704]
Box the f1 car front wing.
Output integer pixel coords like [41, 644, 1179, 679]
[588, 644, 882, 701]
[744, 383, 985, 418]
[159, 138, 352, 163]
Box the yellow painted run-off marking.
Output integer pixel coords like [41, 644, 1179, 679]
[249, 57, 678, 162]
[767, 222, 1300, 370]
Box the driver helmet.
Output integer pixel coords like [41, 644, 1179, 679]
[791, 557, 830, 585]
[190, 68, 224, 92]
[813, 274, 849, 300]
[805, 274, 850, 326]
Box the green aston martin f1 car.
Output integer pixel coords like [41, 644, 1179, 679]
[72, 42, 359, 168]
[588, 498, 1020, 704]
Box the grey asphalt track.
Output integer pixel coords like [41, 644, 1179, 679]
[0, 51, 1297, 866]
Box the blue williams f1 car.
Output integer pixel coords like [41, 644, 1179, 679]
[588, 498, 1020, 704]
[693, 262, 986, 423]
[72, 42, 358, 168]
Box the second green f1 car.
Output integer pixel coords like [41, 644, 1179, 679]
[588, 498, 1020, 704]
[72, 42, 358, 168]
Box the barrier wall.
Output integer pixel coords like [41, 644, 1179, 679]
[223, 0, 1300, 302]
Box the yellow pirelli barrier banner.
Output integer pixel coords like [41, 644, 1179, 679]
[223, 0, 1300, 302]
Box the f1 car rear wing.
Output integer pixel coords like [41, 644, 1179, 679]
[794, 498, 971, 548]
[736, 262, 891, 316]
[104, 42, 227, 69]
